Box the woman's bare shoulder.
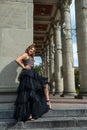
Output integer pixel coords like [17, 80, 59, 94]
[22, 52, 28, 57]
[16, 52, 28, 60]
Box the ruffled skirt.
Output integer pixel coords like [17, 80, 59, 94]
[14, 68, 49, 121]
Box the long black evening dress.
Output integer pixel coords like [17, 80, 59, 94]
[14, 57, 50, 121]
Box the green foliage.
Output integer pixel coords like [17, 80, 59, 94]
[34, 63, 42, 75]
[74, 68, 80, 94]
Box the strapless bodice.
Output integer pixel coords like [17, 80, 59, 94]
[22, 57, 34, 67]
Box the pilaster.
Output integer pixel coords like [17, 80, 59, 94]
[0, 0, 33, 113]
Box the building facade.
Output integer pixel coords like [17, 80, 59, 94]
[0, 0, 87, 117]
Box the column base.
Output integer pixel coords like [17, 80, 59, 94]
[49, 91, 55, 96]
[49, 91, 63, 96]
[55, 91, 63, 95]
[75, 92, 87, 99]
[60, 92, 77, 97]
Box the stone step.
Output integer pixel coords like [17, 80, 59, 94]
[5, 117, 87, 129]
[7, 127, 87, 130]
[43, 108, 87, 117]
[1, 117, 87, 130]
[0, 110, 13, 119]
[1, 108, 87, 119]
[0, 119, 16, 130]
[0, 103, 14, 110]
[0, 95, 16, 103]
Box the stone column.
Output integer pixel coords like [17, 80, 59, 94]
[46, 45, 50, 81]
[50, 35, 55, 81]
[49, 34, 55, 94]
[49, 39, 51, 81]
[61, 0, 76, 96]
[41, 54, 45, 77]
[53, 23, 63, 95]
[42, 50, 47, 77]
[75, 0, 87, 97]
[46, 50, 49, 77]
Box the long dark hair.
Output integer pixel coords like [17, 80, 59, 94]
[25, 43, 36, 58]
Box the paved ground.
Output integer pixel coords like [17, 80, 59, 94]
[50, 94, 87, 109]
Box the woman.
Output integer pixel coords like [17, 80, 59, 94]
[14, 43, 51, 121]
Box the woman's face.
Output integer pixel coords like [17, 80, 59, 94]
[28, 47, 35, 55]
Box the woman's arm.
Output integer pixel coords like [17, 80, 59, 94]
[15, 53, 28, 69]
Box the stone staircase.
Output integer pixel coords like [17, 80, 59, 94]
[1, 95, 87, 130]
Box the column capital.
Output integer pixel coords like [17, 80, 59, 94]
[61, 0, 72, 11]
[47, 33, 53, 43]
[53, 25, 61, 33]
[62, 0, 72, 6]
[50, 18, 61, 28]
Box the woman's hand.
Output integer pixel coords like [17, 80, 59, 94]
[25, 65, 31, 70]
